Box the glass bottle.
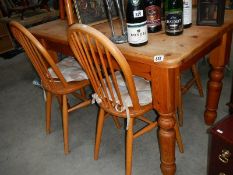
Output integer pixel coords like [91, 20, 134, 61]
[126, 0, 148, 46]
[164, 0, 183, 36]
[145, 0, 162, 33]
[183, 0, 192, 28]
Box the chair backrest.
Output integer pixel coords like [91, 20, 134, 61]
[9, 21, 69, 93]
[68, 24, 141, 114]
[63, 0, 75, 25]
[3, 0, 16, 9]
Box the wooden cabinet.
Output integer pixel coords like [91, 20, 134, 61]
[208, 115, 233, 175]
[0, 22, 15, 54]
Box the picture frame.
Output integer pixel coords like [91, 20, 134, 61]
[72, 0, 119, 26]
[225, 0, 233, 9]
[196, 0, 226, 26]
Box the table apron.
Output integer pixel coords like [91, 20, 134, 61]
[180, 38, 221, 72]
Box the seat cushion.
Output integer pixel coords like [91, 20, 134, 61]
[48, 56, 88, 82]
[115, 71, 152, 107]
[114, 71, 151, 91]
[93, 71, 152, 107]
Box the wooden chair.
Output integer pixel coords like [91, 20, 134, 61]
[178, 64, 204, 126]
[9, 21, 91, 154]
[68, 24, 184, 175]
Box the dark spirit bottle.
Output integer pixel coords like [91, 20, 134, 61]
[145, 0, 162, 33]
[183, 0, 192, 28]
[126, 0, 148, 46]
[164, 0, 183, 36]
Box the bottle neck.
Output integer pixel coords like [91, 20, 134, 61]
[165, 0, 183, 11]
[126, 0, 146, 23]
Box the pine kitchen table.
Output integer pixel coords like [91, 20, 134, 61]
[29, 10, 233, 175]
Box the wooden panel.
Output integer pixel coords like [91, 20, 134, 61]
[208, 115, 233, 175]
[208, 135, 233, 175]
[0, 23, 7, 36]
[0, 22, 14, 54]
[0, 35, 14, 54]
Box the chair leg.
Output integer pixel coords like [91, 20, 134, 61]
[178, 80, 184, 126]
[174, 114, 184, 153]
[46, 91, 52, 134]
[94, 108, 105, 160]
[191, 64, 204, 97]
[178, 64, 203, 126]
[126, 118, 134, 175]
[80, 87, 86, 98]
[112, 116, 121, 129]
[62, 95, 70, 155]
[56, 95, 62, 109]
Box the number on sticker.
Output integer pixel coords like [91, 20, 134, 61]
[154, 55, 164, 62]
[133, 10, 143, 18]
[155, 56, 162, 61]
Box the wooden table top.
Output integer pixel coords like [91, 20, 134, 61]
[29, 10, 233, 68]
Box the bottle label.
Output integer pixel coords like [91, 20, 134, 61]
[127, 21, 148, 44]
[165, 12, 183, 33]
[183, 0, 192, 25]
[133, 10, 144, 18]
[146, 5, 161, 28]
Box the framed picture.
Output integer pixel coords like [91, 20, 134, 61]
[225, 0, 233, 9]
[73, 0, 119, 26]
[196, 0, 226, 26]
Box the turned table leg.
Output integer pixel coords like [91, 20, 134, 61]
[152, 67, 178, 175]
[158, 112, 176, 175]
[204, 66, 224, 125]
[204, 32, 232, 125]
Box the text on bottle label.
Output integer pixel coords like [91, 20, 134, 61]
[127, 21, 148, 44]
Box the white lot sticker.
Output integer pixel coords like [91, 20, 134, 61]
[217, 129, 223, 134]
[154, 55, 164, 62]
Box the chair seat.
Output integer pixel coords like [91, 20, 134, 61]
[48, 56, 88, 82]
[44, 79, 90, 95]
[93, 71, 152, 107]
